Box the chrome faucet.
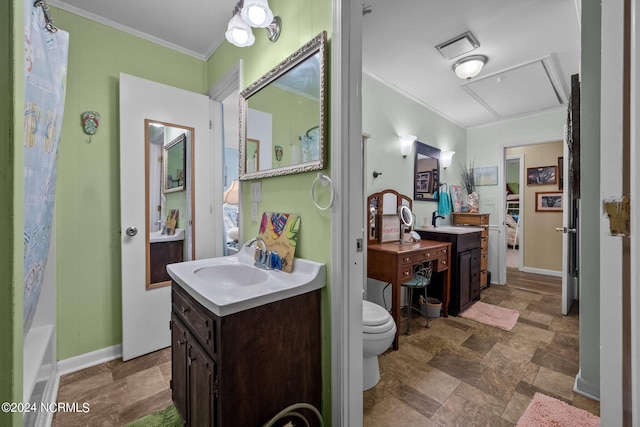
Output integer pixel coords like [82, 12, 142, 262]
[431, 212, 445, 228]
[244, 236, 273, 269]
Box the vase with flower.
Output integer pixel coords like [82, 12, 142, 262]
[460, 160, 479, 213]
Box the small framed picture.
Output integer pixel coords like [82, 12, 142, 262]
[449, 184, 464, 212]
[527, 166, 557, 185]
[535, 191, 563, 212]
[376, 214, 401, 243]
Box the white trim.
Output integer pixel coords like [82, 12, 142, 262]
[630, 0, 640, 423]
[207, 61, 242, 100]
[521, 267, 562, 277]
[34, 370, 59, 427]
[57, 344, 122, 376]
[600, 0, 625, 424]
[332, 0, 364, 425]
[574, 369, 601, 401]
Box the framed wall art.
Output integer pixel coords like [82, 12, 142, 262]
[527, 165, 557, 185]
[535, 191, 563, 212]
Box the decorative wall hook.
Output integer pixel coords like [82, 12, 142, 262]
[81, 111, 100, 143]
[373, 171, 382, 179]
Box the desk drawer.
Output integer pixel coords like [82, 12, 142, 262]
[435, 256, 448, 272]
[398, 265, 413, 283]
[413, 250, 438, 263]
[399, 254, 413, 266]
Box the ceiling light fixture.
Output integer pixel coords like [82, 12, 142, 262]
[453, 55, 488, 80]
[226, 0, 281, 47]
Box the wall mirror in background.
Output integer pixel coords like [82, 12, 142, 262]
[239, 31, 327, 180]
[163, 133, 186, 193]
[145, 120, 194, 290]
[414, 141, 441, 202]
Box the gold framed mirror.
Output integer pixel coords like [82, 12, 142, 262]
[239, 31, 327, 180]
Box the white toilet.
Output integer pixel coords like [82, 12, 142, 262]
[362, 300, 397, 391]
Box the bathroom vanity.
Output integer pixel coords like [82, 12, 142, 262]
[167, 247, 326, 426]
[416, 226, 483, 315]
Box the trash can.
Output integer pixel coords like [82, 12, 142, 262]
[425, 297, 442, 318]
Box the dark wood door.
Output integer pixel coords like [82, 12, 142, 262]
[188, 339, 216, 427]
[170, 314, 188, 424]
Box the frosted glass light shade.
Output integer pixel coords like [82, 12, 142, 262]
[241, 0, 274, 28]
[453, 55, 487, 79]
[440, 151, 455, 168]
[399, 135, 416, 157]
[226, 13, 255, 47]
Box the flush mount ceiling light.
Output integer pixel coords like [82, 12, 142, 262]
[453, 55, 488, 80]
[226, 0, 282, 47]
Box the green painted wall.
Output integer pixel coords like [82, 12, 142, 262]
[2, 1, 23, 425]
[51, 7, 206, 360]
[206, 0, 332, 420]
[578, 0, 601, 389]
[362, 74, 468, 227]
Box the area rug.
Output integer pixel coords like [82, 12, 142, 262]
[127, 404, 182, 427]
[459, 301, 519, 331]
[517, 393, 600, 426]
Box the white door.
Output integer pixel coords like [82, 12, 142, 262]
[119, 73, 211, 361]
[561, 127, 578, 315]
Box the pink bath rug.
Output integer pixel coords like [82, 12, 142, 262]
[459, 301, 519, 331]
[517, 392, 600, 427]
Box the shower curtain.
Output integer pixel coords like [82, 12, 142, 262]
[23, 2, 69, 336]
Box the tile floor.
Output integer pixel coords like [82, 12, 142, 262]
[53, 272, 599, 426]
[363, 273, 600, 426]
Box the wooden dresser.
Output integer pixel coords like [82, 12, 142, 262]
[451, 213, 490, 288]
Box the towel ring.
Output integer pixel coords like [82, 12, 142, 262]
[311, 173, 334, 211]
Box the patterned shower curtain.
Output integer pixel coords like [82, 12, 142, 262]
[23, 2, 69, 336]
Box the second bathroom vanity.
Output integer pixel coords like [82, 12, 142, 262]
[416, 225, 483, 315]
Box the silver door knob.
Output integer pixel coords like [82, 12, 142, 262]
[555, 227, 577, 233]
[125, 227, 138, 237]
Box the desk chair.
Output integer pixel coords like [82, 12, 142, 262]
[401, 261, 433, 333]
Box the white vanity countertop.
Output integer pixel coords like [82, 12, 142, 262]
[167, 246, 326, 317]
[415, 225, 484, 235]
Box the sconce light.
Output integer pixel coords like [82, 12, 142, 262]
[453, 55, 488, 80]
[399, 135, 416, 158]
[440, 151, 455, 169]
[223, 180, 240, 205]
[226, 0, 282, 47]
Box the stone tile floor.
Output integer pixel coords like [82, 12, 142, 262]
[363, 282, 599, 426]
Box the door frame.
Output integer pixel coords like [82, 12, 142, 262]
[498, 136, 564, 285]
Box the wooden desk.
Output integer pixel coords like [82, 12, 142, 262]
[368, 240, 452, 350]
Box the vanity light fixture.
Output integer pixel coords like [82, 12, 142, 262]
[453, 55, 488, 80]
[226, 0, 282, 47]
[399, 135, 417, 158]
[440, 151, 456, 169]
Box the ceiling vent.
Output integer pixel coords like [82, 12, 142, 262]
[435, 31, 480, 60]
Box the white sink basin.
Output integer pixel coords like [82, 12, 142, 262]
[417, 225, 484, 235]
[193, 264, 269, 287]
[150, 228, 184, 243]
[167, 245, 326, 316]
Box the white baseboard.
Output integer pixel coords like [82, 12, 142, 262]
[57, 344, 122, 377]
[522, 266, 562, 277]
[574, 369, 600, 401]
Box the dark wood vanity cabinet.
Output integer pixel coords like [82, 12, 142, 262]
[416, 230, 481, 315]
[150, 240, 184, 283]
[170, 282, 322, 427]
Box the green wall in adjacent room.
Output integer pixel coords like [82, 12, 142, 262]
[206, 0, 333, 420]
[51, 7, 207, 360]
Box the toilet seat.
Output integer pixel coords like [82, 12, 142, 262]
[363, 300, 394, 334]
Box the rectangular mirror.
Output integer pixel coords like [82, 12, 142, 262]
[163, 133, 185, 193]
[414, 141, 441, 202]
[239, 31, 327, 180]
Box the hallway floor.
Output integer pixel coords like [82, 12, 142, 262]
[363, 273, 599, 426]
[53, 273, 597, 426]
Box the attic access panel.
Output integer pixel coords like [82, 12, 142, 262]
[463, 59, 564, 119]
